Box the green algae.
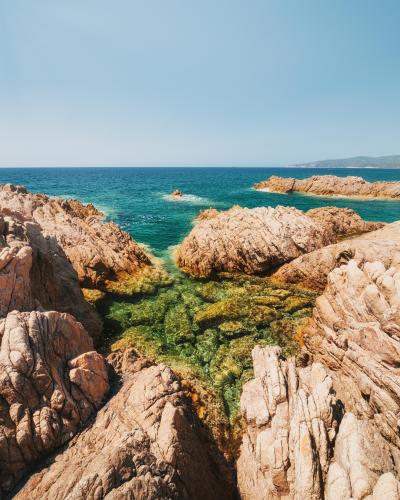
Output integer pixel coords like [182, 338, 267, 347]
[104, 272, 316, 422]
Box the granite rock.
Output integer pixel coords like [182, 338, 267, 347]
[254, 174, 400, 199]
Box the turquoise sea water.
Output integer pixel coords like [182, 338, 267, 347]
[0, 167, 399, 256]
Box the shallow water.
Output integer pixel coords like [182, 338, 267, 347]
[2, 166, 399, 427]
[0, 167, 399, 255]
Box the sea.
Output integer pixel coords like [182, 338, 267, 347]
[0, 167, 399, 257]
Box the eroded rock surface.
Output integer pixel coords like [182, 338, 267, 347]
[238, 258, 400, 499]
[14, 349, 237, 500]
[305, 206, 384, 238]
[176, 206, 333, 277]
[237, 346, 338, 499]
[0, 184, 152, 289]
[0, 310, 109, 497]
[275, 221, 400, 290]
[0, 212, 102, 337]
[254, 174, 400, 199]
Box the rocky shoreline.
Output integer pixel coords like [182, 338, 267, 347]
[254, 174, 400, 199]
[1, 183, 400, 499]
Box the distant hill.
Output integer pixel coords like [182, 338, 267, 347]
[293, 155, 400, 168]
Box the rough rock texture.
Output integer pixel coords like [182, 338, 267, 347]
[305, 206, 384, 238]
[254, 174, 400, 199]
[14, 349, 237, 500]
[275, 221, 400, 290]
[0, 310, 109, 497]
[304, 259, 400, 445]
[238, 258, 400, 499]
[0, 211, 101, 338]
[237, 346, 338, 499]
[176, 206, 334, 277]
[0, 184, 152, 289]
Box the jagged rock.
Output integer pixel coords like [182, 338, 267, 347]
[237, 345, 338, 499]
[304, 259, 400, 444]
[13, 349, 237, 500]
[0, 212, 101, 338]
[0, 184, 152, 289]
[274, 221, 400, 290]
[237, 344, 400, 499]
[176, 206, 333, 277]
[305, 206, 384, 238]
[254, 174, 400, 199]
[0, 310, 109, 497]
[194, 207, 221, 222]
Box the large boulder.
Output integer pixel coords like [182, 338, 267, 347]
[237, 346, 338, 499]
[238, 257, 400, 499]
[254, 174, 400, 199]
[0, 211, 101, 339]
[305, 206, 384, 238]
[176, 206, 334, 277]
[0, 184, 152, 289]
[13, 349, 237, 500]
[0, 310, 109, 497]
[274, 221, 400, 290]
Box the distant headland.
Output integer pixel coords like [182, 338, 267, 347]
[293, 154, 400, 168]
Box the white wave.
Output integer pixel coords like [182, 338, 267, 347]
[160, 192, 214, 205]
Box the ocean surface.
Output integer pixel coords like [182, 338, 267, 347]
[0, 167, 399, 256]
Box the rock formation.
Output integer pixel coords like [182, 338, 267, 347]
[171, 189, 183, 200]
[14, 349, 237, 500]
[305, 206, 384, 238]
[275, 220, 400, 290]
[177, 205, 381, 278]
[254, 174, 400, 199]
[238, 256, 400, 499]
[0, 310, 109, 497]
[176, 206, 334, 277]
[0, 184, 152, 289]
[0, 211, 101, 338]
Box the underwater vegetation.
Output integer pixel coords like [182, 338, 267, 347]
[103, 272, 316, 433]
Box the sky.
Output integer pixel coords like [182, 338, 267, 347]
[1, 0, 399, 167]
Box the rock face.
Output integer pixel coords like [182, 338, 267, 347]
[305, 206, 384, 238]
[0, 310, 109, 497]
[0, 211, 101, 339]
[254, 174, 400, 199]
[14, 349, 237, 500]
[176, 206, 333, 277]
[238, 257, 400, 499]
[0, 184, 152, 289]
[237, 346, 338, 499]
[275, 221, 400, 290]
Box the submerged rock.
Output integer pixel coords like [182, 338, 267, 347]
[176, 206, 333, 277]
[254, 174, 400, 199]
[14, 349, 237, 500]
[0, 310, 109, 497]
[0, 184, 153, 289]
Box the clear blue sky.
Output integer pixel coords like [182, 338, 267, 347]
[1, 0, 399, 166]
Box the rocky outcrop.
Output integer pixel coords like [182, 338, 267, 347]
[237, 346, 338, 499]
[304, 259, 400, 441]
[0, 184, 152, 289]
[0, 310, 109, 497]
[238, 256, 400, 499]
[14, 349, 237, 500]
[0, 211, 102, 338]
[254, 175, 400, 199]
[176, 206, 334, 277]
[305, 206, 384, 238]
[275, 221, 400, 290]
